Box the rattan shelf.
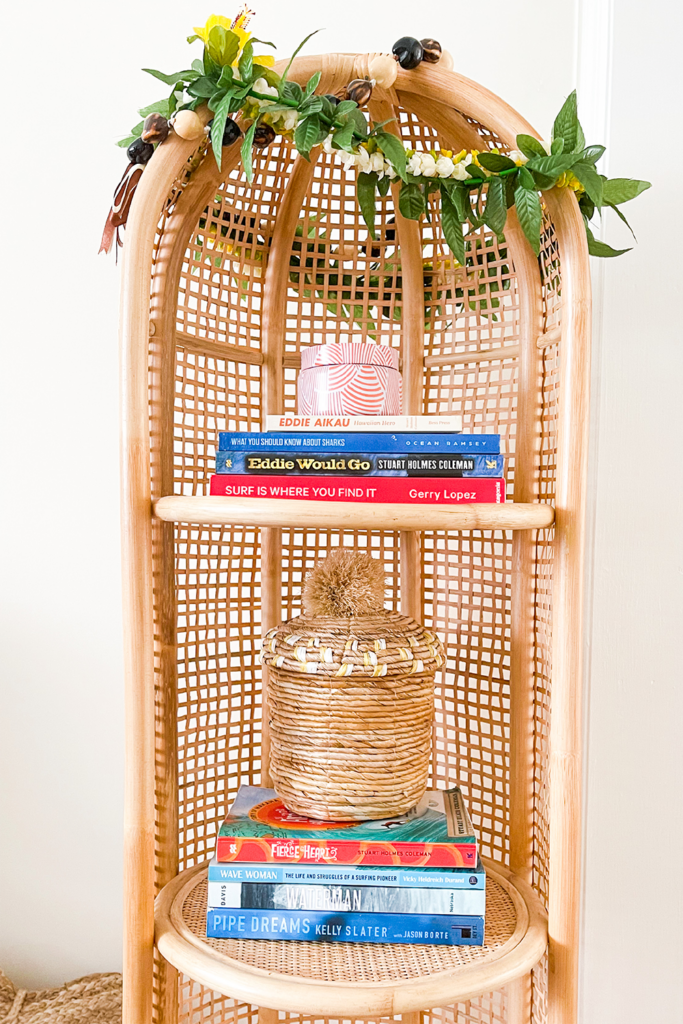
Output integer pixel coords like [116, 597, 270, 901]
[155, 860, 548, 1017]
[120, 46, 592, 1024]
[153, 496, 554, 532]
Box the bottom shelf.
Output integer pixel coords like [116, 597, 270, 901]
[154, 859, 547, 1016]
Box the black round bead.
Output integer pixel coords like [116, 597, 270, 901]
[324, 93, 341, 107]
[127, 138, 154, 164]
[207, 118, 243, 147]
[392, 36, 424, 70]
[253, 123, 276, 148]
[420, 38, 442, 63]
[222, 118, 242, 146]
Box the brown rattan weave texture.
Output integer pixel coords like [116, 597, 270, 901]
[120, 50, 590, 1024]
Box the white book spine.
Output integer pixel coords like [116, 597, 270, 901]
[207, 882, 242, 907]
[264, 415, 463, 433]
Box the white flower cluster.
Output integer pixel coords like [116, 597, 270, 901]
[253, 78, 299, 133]
[507, 149, 529, 166]
[406, 150, 474, 180]
[323, 135, 398, 179]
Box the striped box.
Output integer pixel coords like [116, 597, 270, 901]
[298, 343, 402, 417]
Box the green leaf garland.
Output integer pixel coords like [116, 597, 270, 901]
[117, 25, 651, 262]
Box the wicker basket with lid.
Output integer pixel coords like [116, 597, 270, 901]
[261, 549, 444, 820]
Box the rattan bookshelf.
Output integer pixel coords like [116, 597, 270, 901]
[120, 53, 590, 1024]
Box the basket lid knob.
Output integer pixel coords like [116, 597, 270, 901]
[303, 549, 386, 617]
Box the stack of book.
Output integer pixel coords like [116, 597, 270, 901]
[206, 786, 486, 947]
[210, 414, 505, 506]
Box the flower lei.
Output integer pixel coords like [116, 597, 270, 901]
[116, 7, 650, 260]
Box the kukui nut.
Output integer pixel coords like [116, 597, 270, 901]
[367, 54, 398, 89]
[420, 38, 442, 63]
[346, 78, 374, 106]
[172, 110, 204, 140]
[253, 123, 276, 148]
[141, 112, 169, 145]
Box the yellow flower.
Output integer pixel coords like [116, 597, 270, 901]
[193, 13, 233, 42]
[192, 8, 274, 67]
[556, 171, 584, 194]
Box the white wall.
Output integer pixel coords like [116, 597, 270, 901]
[0, 0, 679, 1018]
[579, 0, 683, 1021]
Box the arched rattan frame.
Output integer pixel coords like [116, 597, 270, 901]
[120, 53, 590, 1024]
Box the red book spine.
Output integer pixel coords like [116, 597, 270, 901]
[215, 836, 478, 868]
[209, 475, 505, 504]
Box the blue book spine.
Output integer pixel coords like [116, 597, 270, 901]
[207, 881, 486, 916]
[218, 432, 500, 454]
[207, 859, 486, 890]
[215, 451, 504, 477]
[206, 908, 484, 945]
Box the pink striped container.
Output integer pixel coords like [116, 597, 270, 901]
[297, 343, 402, 417]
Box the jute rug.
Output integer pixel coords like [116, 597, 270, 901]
[0, 970, 121, 1024]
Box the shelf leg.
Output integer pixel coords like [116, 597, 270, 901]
[156, 958, 178, 1024]
[400, 531, 422, 621]
[260, 526, 282, 788]
[257, 1008, 279, 1024]
[507, 972, 532, 1024]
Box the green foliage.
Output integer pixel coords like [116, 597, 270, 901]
[241, 120, 258, 182]
[602, 178, 651, 204]
[571, 160, 603, 208]
[120, 31, 651, 264]
[440, 189, 465, 265]
[484, 176, 507, 236]
[357, 172, 379, 238]
[516, 134, 547, 159]
[375, 133, 407, 180]
[238, 40, 253, 82]
[206, 27, 241, 67]
[399, 183, 425, 220]
[279, 29, 320, 92]
[585, 224, 631, 257]
[211, 93, 233, 171]
[143, 68, 197, 85]
[294, 115, 324, 159]
[552, 90, 583, 153]
[478, 152, 517, 173]
[304, 71, 321, 99]
[514, 185, 542, 255]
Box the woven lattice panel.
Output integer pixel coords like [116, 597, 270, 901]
[146, 92, 559, 1024]
[181, 873, 516, 981]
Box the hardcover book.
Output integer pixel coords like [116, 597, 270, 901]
[264, 415, 463, 432]
[206, 908, 484, 945]
[219, 432, 501, 453]
[209, 475, 505, 505]
[215, 452, 505, 478]
[206, 880, 486, 916]
[207, 857, 486, 890]
[215, 786, 478, 868]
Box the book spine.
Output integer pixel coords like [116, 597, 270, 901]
[206, 908, 484, 945]
[219, 433, 501, 453]
[264, 415, 463, 432]
[215, 452, 505, 478]
[207, 863, 486, 889]
[209, 475, 505, 505]
[207, 881, 487, 916]
[214, 836, 478, 868]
